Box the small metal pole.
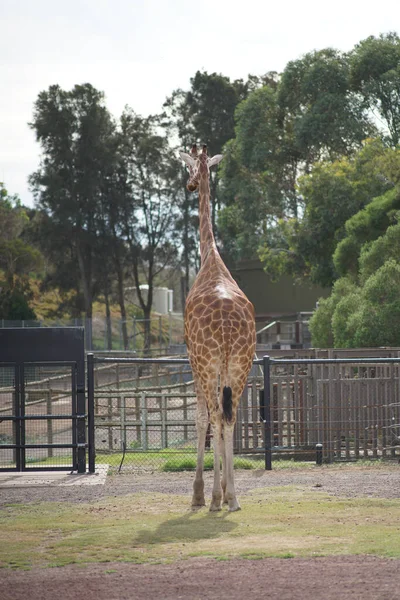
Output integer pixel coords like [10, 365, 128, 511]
[87, 353, 96, 473]
[263, 355, 272, 470]
[316, 443, 323, 466]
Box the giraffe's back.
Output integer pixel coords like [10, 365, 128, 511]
[185, 253, 256, 379]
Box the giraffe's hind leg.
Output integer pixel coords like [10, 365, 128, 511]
[221, 371, 251, 512]
[220, 429, 228, 504]
[192, 383, 208, 508]
[209, 415, 223, 511]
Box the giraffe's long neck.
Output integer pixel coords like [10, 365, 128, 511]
[198, 173, 216, 264]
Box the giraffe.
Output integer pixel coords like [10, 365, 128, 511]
[180, 144, 256, 512]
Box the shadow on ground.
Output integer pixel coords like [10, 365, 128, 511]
[134, 507, 237, 546]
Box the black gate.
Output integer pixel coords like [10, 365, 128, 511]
[0, 328, 93, 473]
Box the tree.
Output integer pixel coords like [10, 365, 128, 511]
[119, 110, 179, 353]
[279, 48, 375, 162]
[29, 83, 116, 320]
[310, 215, 400, 348]
[0, 183, 41, 319]
[349, 32, 400, 146]
[218, 84, 293, 262]
[218, 49, 376, 268]
[258, 139, 390, 286]
[333, 186, 400, 279]
[163, 71, 256, 291]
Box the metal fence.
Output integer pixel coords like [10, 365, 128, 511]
[88, 353, 400, 472]
[0, 315, 185, 353]
[0, 327, 88, 472]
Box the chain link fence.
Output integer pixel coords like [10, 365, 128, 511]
[0, 315, 185, 354]
[91, 354, 400, 473]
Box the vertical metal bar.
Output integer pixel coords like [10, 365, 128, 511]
[19, 364, 26, 470]
[161, 393, 167, 449]
[120, 395, 126, 453]
[263, 355, 272, 471]
[87, 353, 95, 473]
[14, 365, 21, 470]
[71, 365, 78, 468]
[46, 389, 53, 459]
[76, 359, 86, 473]
[141, 392, 148, 451]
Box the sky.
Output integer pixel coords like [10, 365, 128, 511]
[1, 0, 399, 207]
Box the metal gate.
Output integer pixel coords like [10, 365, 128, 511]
[0, 328, 92, 472]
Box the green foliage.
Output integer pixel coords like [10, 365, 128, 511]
[349, 32, 400, 145]
[331, 290, 361, 348]
[354, 260, 400, 347]
[310, 255, 400, 348]
[279, 48, 374, 160]
[333, 187, 400, 277]
[359, 220, 400, 282]
[308, 296, 335, 348]
[0, 280, 36, 320]
[260, 139, 390, 286]
[0, 182, 42, 318]
[309, 278, 357, 347]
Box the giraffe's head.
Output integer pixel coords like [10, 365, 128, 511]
[179, 144, 223, 192]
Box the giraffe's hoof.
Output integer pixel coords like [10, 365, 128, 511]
[191, 496, 206, 508]
[209, 503, 222, 512]
[228, 499, 241, 512]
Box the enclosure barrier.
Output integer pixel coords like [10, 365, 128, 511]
[0, 327, 87, 473]
[87, 354, 400, 472]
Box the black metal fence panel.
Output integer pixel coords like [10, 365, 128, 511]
[0, 328, 89, 472]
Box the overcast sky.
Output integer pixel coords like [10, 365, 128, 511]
[1, 0, 399, 207]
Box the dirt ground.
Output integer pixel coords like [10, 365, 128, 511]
[2, 464, 400, 600]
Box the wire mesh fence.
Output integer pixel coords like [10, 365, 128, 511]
[91, 355, 400, 472]
[0, 315, 185, 354]
[3, 350, 400, 472]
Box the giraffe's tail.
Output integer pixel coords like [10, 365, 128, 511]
[222, 386, 233, 423]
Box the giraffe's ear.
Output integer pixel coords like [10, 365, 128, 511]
[207, 154, 223, 167]
[179, 151, 196, 168]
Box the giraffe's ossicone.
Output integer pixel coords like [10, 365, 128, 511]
[180, 144, 256, 512]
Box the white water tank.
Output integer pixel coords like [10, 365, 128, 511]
[138, 285, 173, 314]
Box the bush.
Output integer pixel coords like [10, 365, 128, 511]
[0, 282, 36, 320]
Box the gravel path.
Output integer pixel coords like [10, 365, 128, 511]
[1, 463, 400, 600]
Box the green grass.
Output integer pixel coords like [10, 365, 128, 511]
[161, 455, 258, 472]
[1, 480, 400, 570]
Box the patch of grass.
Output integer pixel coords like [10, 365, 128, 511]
[2, 482, 400, 570]
[161, 455, 261, 472]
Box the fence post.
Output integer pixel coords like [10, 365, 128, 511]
[46, 389, 53, 459]
[120, 395, 127, 452]
[263, 355, 272, 470]
[316, 443, 323, 465]
[141, 392, 148, 451]
[87, 353, 95, 473]
[161, 393, 167, 448]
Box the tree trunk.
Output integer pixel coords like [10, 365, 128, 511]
[143, 308, 152, 356]
[114, 252, 129, 350]
[104, 284, 112, 350]
[76, 241, 93, 319]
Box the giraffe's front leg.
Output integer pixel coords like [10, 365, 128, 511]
[192, 397, 208, 508]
